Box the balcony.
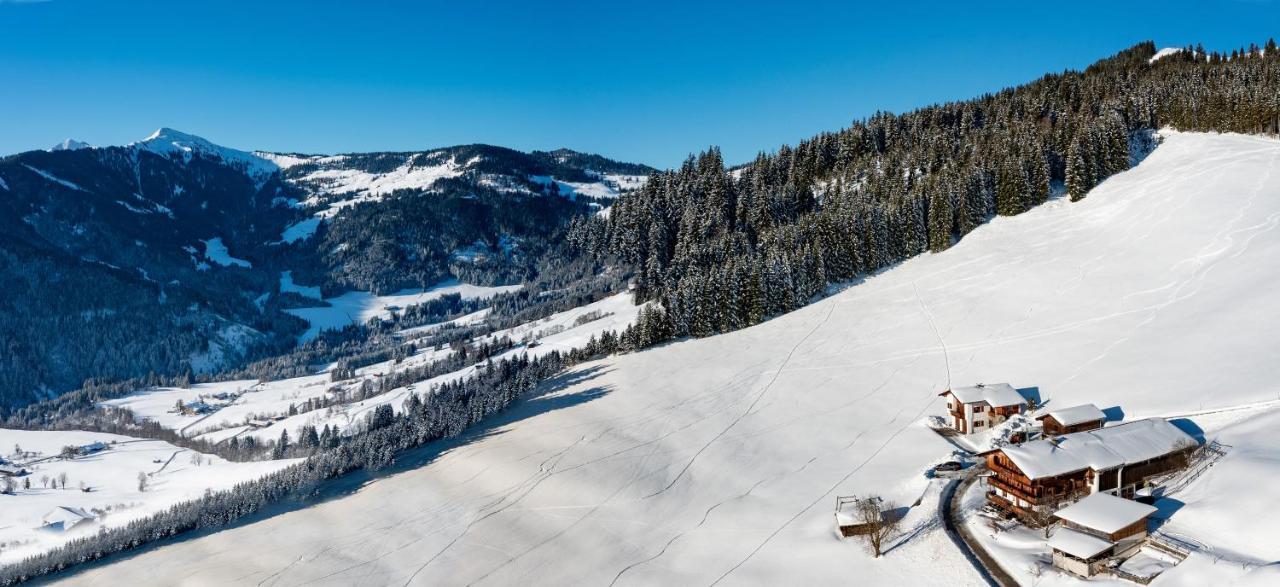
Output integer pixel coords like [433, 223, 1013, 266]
[988, 476, 1039, 504]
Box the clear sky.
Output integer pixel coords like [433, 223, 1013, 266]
[2, 0, 1276, 168]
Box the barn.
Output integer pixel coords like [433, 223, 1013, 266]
[983, 418, 1197, 522]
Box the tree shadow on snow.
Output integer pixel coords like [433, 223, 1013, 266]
[1017, 386, 1042, 408]
[882, 506, 938, 556]
[41, 364, 615, 585]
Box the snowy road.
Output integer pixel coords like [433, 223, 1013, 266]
[52, 132, 1280, 586]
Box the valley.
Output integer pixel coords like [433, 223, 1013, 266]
[23, 131, 1280, 586]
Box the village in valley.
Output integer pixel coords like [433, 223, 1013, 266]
[838, 381, 1230, 585]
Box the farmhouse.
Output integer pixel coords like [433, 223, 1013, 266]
[1037, 404, 1107, 436]
[984, 418, 1197, 521]
[1049, 492, 1157, 577]
[938, 383, 1027, 434]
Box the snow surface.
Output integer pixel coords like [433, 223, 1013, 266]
[49, 139, 91, 152]
[200, 237, 252, 268]
[239, 292, 644, 443]
[22, 164, 87, 192]
[947, 382, 1025, 407]
[284, 280, 522, 343]
[1039, 403, 1105, 426]
[279, 270, 321, 300]
[42, 132, 1280, 586]
[298, 153, 474, 209]
[1149, 47, 1185, 64]
[1047, 526, 1114, 559]
[1053, 492, 1156, 534]
[133, 128, 278, 189]
[1000, 418, 1195, 480]
[279, 217, 320, 243]
[0, 429, 296, 566]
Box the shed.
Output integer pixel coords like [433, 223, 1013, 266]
[1054, 492, 1156, 544]
[1037, 404, 1106, 435]
[1049, 527, 1116, 577]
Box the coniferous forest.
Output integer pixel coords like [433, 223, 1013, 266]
[1, 40, 1279, 584]
[570, 41, 1280, 343]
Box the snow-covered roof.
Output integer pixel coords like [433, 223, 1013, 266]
[41, 506, 95, 526]
[1054, 492, 1156, 534]
[945, 383, 1026, 407]
[1038, 404, 1106, 427]
[1000, 418, 1197, 480]
[1048, 526, 1115, 559]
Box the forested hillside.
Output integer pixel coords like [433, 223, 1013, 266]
[0, 134, 651, 410]
[573, 41, 1280, 340]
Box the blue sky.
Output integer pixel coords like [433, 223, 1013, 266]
[1, 0, 1275, 167]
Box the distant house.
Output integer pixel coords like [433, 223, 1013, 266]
[983, 418, 1197, 521]
[180, 400, 216, 415]
[1049, 493, 1157, 577]
[938, 383, 1028, 434]
[78, 442, 108, 455]
[39, 507, 97, 533]
[0, 464, 28, 477]
[1037, 404, 1107, 436]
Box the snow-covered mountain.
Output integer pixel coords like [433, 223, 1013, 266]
[49, 139, 91, 152]
[53, 131, 1280, 586]
[258, 144, 651, 224]
[133, 127, 279, 189]
[0, 129, 654, 407]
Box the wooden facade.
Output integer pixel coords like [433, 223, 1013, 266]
[985, 452, 1089, 521]
[1039, 414, 1105, 436]
[984, 446, 1193, 523]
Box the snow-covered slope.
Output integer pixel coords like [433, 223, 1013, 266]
[1148, 47, 1185, 63]
[133, 128, 278, 188]
[51, 132, 1280, 586]
[0, 429, 296, 566]
[49, 139, 91, 152]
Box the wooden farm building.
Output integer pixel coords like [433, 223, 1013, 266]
[938, 383, 1027, 434]
[1037, 404, 1106, 436]
[983, 418, 1197, 522]
[1048, 492, 1157, 577]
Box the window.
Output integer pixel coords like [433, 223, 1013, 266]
[973, 405, 985, 413]
[974, 421, 985, 428]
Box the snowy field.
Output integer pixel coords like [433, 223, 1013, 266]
[0, 429, 295, 566]
[42, 131, 1280, 585]
[95, 292, 644, 449]
[283, 280, 523, 342]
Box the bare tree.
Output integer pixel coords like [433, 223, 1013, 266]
[57, 472, 68, 489]
[0, 477, 14, 495]
[39, 474, 49, 488]
[1026, 485, 1086, 537]
[857, 497, 903, 558]
[137, 472, 149, 493]
[1169, 438, 1201, 471]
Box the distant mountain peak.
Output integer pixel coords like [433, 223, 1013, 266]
[133, 127, 278, 186]
[50, 138, 91, 152]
